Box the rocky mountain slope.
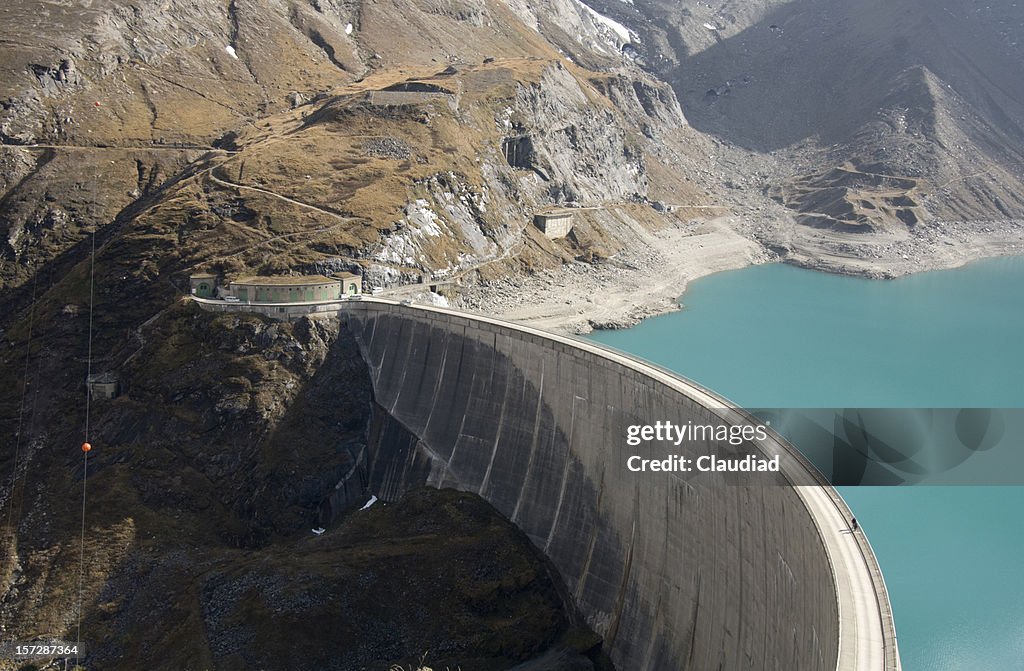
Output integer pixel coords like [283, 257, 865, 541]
[0, 0, 699, 667]
[3, 0, 1022, 294]
[1, 0, 1022, 668]
[588, 0, 1024, 262]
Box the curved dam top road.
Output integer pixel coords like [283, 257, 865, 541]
[195, 295, 900, 670]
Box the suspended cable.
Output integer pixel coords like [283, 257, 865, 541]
[75, 230, 96, 666]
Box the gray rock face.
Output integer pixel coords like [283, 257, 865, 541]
[628, 0, 1024, 225]
[0, 146, 35, 197]
[507, 63, 647, 205]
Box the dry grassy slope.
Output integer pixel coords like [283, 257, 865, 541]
[0, 0, 369, 145]
[0, 0, 377, 291]
[1, 0, 699, 293]
[68, 54, 690, 295]
[0, 145, 204, 289]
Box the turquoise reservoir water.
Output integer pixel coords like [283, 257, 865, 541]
[587, 257, 1024, 670]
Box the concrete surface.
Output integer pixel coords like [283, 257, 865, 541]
[339, 298, 899, 670]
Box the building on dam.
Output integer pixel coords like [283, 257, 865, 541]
[189, 272, 363, 303]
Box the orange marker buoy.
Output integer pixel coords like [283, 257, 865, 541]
[81, 442, 92, 452]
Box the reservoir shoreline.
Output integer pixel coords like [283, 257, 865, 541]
[457, 215, 1023, 334]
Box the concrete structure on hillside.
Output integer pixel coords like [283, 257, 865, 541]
[189, 273, 218, 298]
[87, 371, 119, 400]
[534, 209, 574, 238]
[368, 80, 461, 111]
[332, 299, 900, 671]
[227, 275, 343, 303]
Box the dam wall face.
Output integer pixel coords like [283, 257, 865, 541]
[342, 303, 839, 671]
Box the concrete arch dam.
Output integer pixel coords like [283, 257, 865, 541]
[339, 300, 899, 671]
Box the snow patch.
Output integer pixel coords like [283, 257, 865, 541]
[345, 23, 353, 35]
[575, 0, 633, 44]
[359, 495, 378, 511]
[224, 45, 238, 59]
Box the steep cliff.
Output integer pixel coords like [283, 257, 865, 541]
[590, 0, 1024, 240]
[0, 306, 615, 669]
